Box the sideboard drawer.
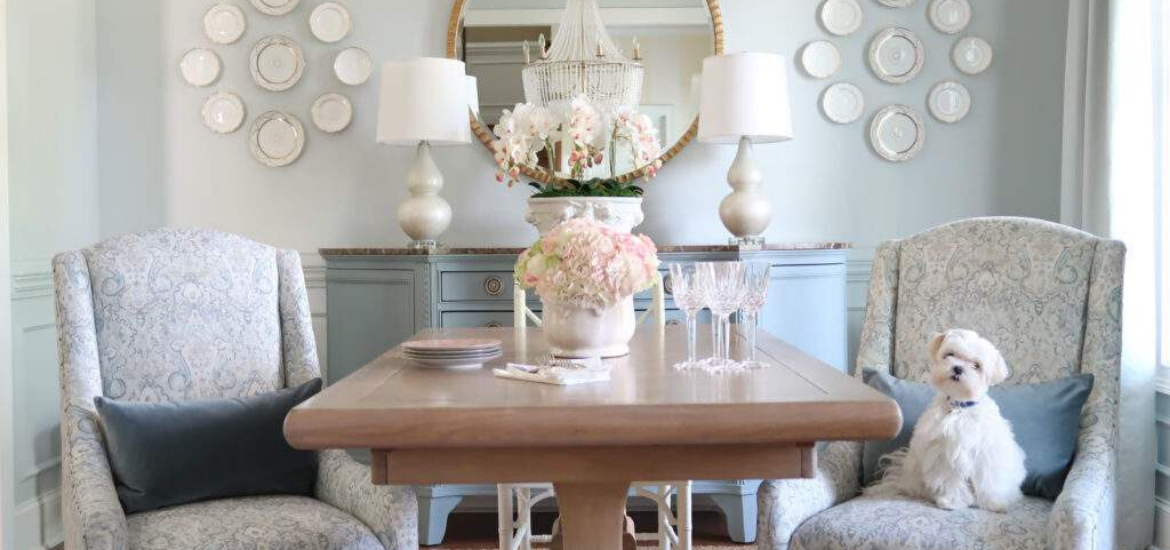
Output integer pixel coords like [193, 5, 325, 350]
[441, 272, 515, 302]
[441, 311, 521, 328]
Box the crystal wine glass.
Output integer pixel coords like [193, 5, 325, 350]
[739, 262, 772, 368]
[669, 263, 705, 368]
[697, 262, 746, 368]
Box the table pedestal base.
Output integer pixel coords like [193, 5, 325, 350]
[550, 482, 630, 550]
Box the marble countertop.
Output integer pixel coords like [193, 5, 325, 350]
[319, 243, 850, 256]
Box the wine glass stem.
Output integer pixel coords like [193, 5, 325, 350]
[685, 312, 698, 363]
[711, 317, 723, 360]
[745, 312, 758, 362]
[722, 315, 732, 360]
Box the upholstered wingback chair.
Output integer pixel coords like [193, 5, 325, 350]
[53, 228, 417, 550]
[757, 217, 1125, 550]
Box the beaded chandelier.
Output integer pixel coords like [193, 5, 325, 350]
[521, 0, 644, 113]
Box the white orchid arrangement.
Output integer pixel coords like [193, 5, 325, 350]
[491, 94, 664, 197]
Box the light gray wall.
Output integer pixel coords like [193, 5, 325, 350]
[7, 0, 100, 548]
[95, 0, 1067, 254]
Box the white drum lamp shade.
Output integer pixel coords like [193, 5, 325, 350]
[699, 52, 794, 144]
[466, 75, 481, 118]
[377, 57, 472, 146]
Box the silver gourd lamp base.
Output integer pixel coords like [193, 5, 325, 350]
[719, 136, 773, 247]
[398, 141, 452, 250]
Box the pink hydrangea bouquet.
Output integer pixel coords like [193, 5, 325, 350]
[515, 218, 660, 310]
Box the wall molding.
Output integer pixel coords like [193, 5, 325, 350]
[1155, 497, 1170, 550]
[15, 488, 61, 550]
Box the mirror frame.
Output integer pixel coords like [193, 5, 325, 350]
[447, 0, 725, 184]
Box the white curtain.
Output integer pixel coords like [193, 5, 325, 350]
[1061, 0, 1157, 548]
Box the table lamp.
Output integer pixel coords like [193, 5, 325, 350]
[377, 57, 474, 249]
[699, 52, 794, 246]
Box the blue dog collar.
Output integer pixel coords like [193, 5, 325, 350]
[948, 399, 979, 409]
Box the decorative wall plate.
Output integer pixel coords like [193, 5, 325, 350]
[334, 47, 373, 86]
[250, 0, 299, 16]
[821, 83, 865, 124]
[250, 111, 305, 167]
[868, 28, 924, 84]
[819, 0, 864, 37]
[801, 41, 841, 79]
[202, 92, 246, 134]
[953, 36, 993, 74]
[870, 105, 925, 162]
[180, 48, 221, 87]
[928, 81, 971, 123]
[876, 0, 916, 7]
[311, 93, 353, 133]
[310, 2, 352, 43]
[250, 35, 306, 91]
[204, 4, 247, 45]
[929, 0, 971, 34]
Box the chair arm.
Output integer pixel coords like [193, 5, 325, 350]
[317, 450, 419, 550]
[61, 404, 128, 550]
[757, 441, 862, 549]
[1048, 435, 1116, 550]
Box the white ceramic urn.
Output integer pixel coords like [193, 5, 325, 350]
[541, 295, 636, 358]
[525, 196, 644, 235]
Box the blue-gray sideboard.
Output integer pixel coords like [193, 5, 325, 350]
[320, 244, 849, 545]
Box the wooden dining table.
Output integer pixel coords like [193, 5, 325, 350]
[284, 326, 901, 550]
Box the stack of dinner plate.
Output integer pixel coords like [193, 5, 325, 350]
[401, 338, 503, 369]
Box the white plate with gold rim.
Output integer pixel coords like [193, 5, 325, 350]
[953, 36, 993, 75]
[929, 0, 971, 34]
[801, 41, 841, 79]
[204, 4, 247, 45]
[180, 48, 221, 87]
[250, 35, 306, 91]
[334, 47, 373, 86]
[311, 93, 353, 133]
[819, 0, 864, 37]
[202, 92, 246, 134]
[869, 27, 924, 85]
[250, 111, 305, 167]
[928, 81, 971, 123]
[821, 82, 865, 124]
[250, 0, 299, 16]
[870, 105, 925, 162]
[310, 2, 352, 43]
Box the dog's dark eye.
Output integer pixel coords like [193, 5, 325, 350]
[973, 363, 981, 370]
[944, 352, 955, 358]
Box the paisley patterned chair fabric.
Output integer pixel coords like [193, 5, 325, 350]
[757, 217, 1125, 550]
[54, 228, 418, 550]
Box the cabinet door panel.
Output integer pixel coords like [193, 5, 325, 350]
[326, 270, 415, 383]
[759, 263, 847, 371]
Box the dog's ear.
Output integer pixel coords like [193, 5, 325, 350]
[987, 351, 1010, 385]
[928, 332, 947, 360]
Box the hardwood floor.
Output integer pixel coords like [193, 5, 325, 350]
[431, 510, 754, 549]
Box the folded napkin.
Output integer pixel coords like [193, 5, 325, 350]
[493, 357, 611, 386]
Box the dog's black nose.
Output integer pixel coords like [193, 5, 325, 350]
[952, 365, 964, 376]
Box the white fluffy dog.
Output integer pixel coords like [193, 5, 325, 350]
[871, 329, 1026, 512]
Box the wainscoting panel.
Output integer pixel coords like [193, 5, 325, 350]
[1156, 381, 1170, 549]
[11, 264, 62, 550]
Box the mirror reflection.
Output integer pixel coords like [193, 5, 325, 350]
[453, 0, 717, 185]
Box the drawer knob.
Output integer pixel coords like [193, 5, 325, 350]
[484, 276, 505, 296]
[485, 321, 503, 328]
[666, 319, 682, 327]
[662, 274, 673, 295]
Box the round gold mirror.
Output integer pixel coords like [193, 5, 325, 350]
[447, 0, 724, 185]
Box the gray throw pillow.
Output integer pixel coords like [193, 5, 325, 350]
[94, 378, 322, 513]
[861, 368, 1093, 501]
